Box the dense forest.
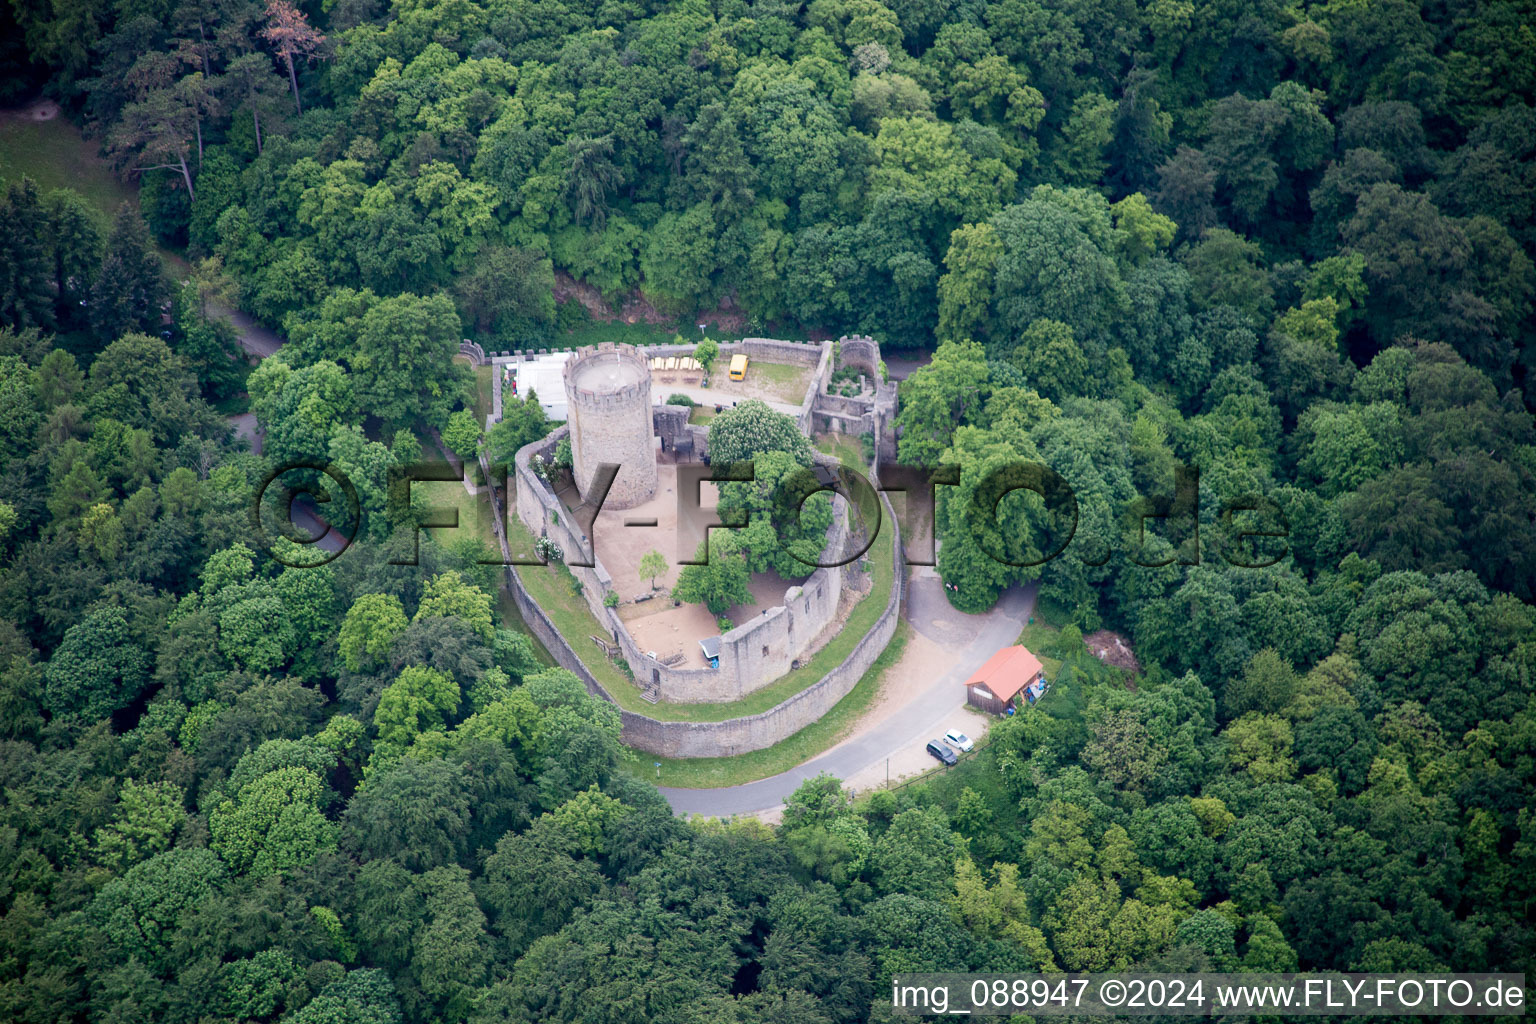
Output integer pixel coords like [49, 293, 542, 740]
[1, 0, 1534, 1020]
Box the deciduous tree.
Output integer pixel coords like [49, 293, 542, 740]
[673, 532, 752, 615]
[639, 549, 668, 590]
[209, 765, 337, 874]
[43, 606, 149, 722]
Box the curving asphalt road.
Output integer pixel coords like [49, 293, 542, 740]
[283, 497, 351, 556]
[658, 575, 1035, 817]
[224, 304, 286, 359]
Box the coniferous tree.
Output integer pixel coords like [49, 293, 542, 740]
[89, 204, 167, 346]
[44, 188, 102, 328]
[0, 177, 55, 330]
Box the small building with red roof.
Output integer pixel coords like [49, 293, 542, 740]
[965, 644, 1046, 715]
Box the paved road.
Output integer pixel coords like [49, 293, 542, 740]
[287, 497, 351, 556]
[228, 412, 262, 455]
[882, 354, 932, 381]
[223, 304, 285, 359]
[658, 574, 1035, 817]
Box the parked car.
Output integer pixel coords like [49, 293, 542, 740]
[943, 728, 974, 753]
[925, 740, 958, 766]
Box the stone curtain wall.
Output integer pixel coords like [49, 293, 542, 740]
[692, 500, 849, 702]
[480, 449, 613, 705]
[618, 493, 905, 758]
[501, 497, 904, 762]
[511, 426, 617, 625]
[511, 428, 851, 703]
[496, 370, 907, 758]
[734, 337, 823, 367]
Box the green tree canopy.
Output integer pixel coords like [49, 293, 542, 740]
[43, 606, 149, 722]
[210, 765, 338, 874]
[706, 399, 813, 466]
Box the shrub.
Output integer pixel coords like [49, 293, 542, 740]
[695, 336, 719, 372]
[555, 297, 590, 330]
[533, 536, 563, 563]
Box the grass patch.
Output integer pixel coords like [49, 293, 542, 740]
[749, 360, 813, 402]
[418, 481, 498, 549]
[639, 621, 912, 788]
[0, 117, 136, 229]
[815, 432, 867, 471]
[688, 406, 715, 425]
[895, 734, 1013, 809]
[0, 115, 186, 277]
[506, 499, 897, 723]
[506, 516, 637, 699]
[1016, 620, 1064, 681]
[471, 363, 493, 423]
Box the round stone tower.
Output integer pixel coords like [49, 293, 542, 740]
[563, 342, 657, 510]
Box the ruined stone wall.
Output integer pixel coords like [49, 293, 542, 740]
[618, 495, 904, 758]
[652, 404, 690, 456]
[836, 335, 881, 380]
[512, 430, 851, 704]
[503, 436, 905, 758]
[809, 334, 901, 450]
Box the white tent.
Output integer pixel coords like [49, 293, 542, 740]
[506, 352, 573, 420]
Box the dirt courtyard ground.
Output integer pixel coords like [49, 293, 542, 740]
[660, 360, 812, 408]
[595, 462, 809, 669]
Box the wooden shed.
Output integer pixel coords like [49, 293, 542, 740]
[965, 645, 1045, 715]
